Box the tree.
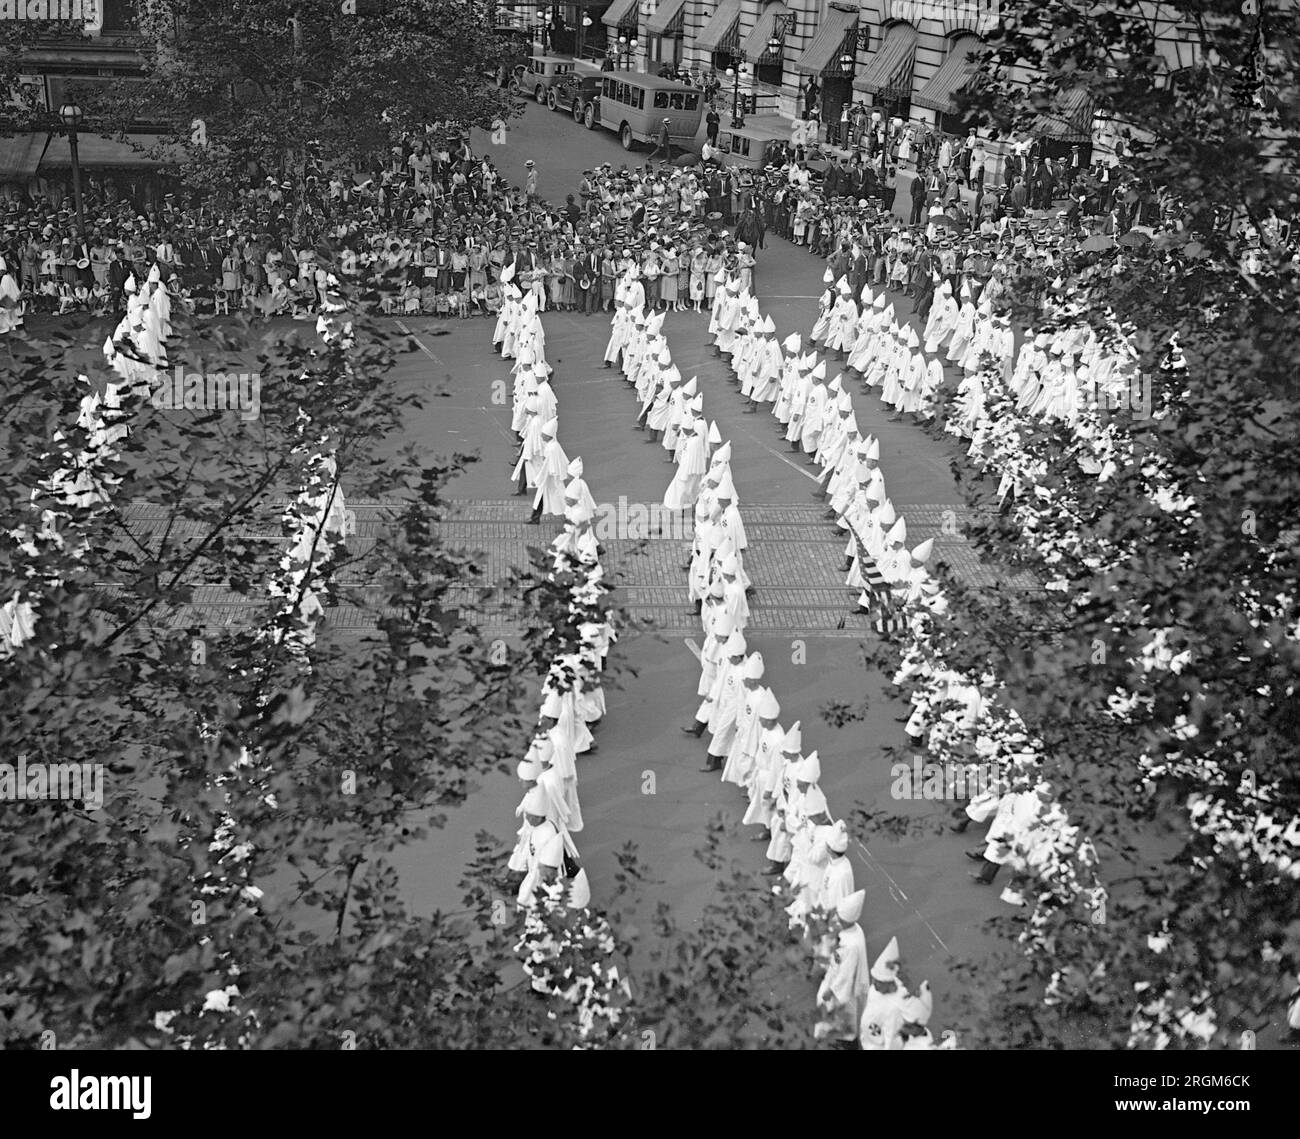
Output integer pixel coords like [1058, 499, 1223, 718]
[45, 0, 520, 188]
[866, 0, 1300, 1047]
[1, 282, 842, 1048]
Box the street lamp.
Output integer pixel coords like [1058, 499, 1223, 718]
[617, 34, 637, 70]
[536, 10, 547, 51]
[725, 62, 748, 129]
[59, 102, 86, 240]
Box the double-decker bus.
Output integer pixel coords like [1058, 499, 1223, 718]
[578, 72, 704, 152]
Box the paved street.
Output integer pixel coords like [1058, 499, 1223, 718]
[376, 102, 1039, 1013]
[105, 102, 1032, 1018]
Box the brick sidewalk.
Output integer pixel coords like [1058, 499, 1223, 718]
[115, 497, 1035, 637]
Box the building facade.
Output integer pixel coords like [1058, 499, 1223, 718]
[0, 1, 179, 205]
[594, 1, 999, 127]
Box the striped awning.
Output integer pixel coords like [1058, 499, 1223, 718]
[790, 6, 858, 76]
[0, 132, 48, 182]
[601, 0, 639, 31]
[1032, 86, 1095, 142]
[853, 20, 918, 97]
[696, 0, 742, 53]
[742, 2, 789, 64]
[912, 34, 981, 112]
[40, 133, 182, 168]
[646, 0, 687, 36]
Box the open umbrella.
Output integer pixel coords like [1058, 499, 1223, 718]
[672, 150, 701, 168]
[930, 214, 959, 231]
[1081, 234, 1115, 253]
[1117, 230, 1151, 248]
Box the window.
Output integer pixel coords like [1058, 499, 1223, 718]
[669, 92, 684, 110]
[731, 134, 751, 157]
[756, 60, 782, 88]
[101, 0, 137, 35]
[654, 91, 670, 109]
[631, 87, 645, 109]
[684, 92, 699, 111]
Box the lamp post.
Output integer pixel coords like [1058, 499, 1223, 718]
[536, 10, 548, 51]
[617, 34, 637, 70]
[838, 52, 855, 148]
[725, 61, 748, 129]
[59, 102, 86, 240]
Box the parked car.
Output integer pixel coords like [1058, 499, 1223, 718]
[510, 54, 579, 104]
[549, 72, 603, 120]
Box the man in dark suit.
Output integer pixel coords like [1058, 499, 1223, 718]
[577, 245, 600, 314]
[848, 243, 868, 304]
[1008, 176, 1029, 215]
[824, 158, 843, 200]
[909, 168, 928, 225]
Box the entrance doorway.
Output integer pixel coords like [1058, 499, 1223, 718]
[821, 75, 854, 146]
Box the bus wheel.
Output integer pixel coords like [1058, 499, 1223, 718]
[535, 85, 546, 104]
[547, 89, 558, 111]
[620, 123, 634, 150]
[583, 103, 597, 129]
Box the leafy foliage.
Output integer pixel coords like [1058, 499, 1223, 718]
[898, 0, 1300, 1047]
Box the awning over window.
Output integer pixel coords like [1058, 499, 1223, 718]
[40, 133, 182, 168]
[790, 6, 858, 76]
[646, 0, 687, 36]
[0, 133, 49, 183]
[912, 34, 981, 112]
[742, 2, 789, 64]
[601, 0, 639, 32]
[853, 20, 918, 97]
[695, 0, 742, 53]
[1031, 86, 1095, 142]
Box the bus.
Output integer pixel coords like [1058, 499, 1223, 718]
[578, 72, 704, 152]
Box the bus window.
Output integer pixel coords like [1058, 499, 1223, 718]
[602, 77, 612, 97]
[669, 92, 684, 110]
[633, 88, 644, 109]
[684, 92, 699, 111]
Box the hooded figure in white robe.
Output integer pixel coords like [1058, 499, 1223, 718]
[814, 890, 871, 1043]
[860, 936, 910, 1049]
[664, 418, 715, 510]
[531, 419, 569, 518]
